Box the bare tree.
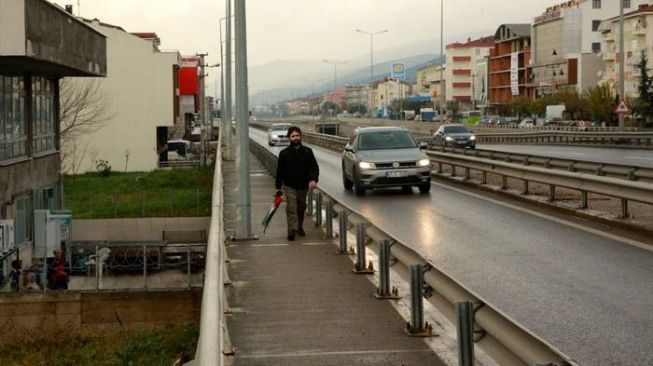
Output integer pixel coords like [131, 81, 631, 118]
[59, 78, 114, 174]
[59, 78, 115, 142]
[124, 149, 130, 172]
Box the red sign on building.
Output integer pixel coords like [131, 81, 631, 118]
[179, 56, 199, 95]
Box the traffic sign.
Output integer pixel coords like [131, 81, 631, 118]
[614, 98, 631, 114]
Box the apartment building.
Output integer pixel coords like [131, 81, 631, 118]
[488, 24, 532, 110]
[445, 36, 494, 110]
[373, 78, 409, 114]
[599, 4, 653, 97]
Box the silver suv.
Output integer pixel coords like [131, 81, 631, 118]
[341, 127, 431, 195]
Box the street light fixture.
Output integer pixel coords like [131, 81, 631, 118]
[355, 28, 389, 116]
[323, 59, 347, 115]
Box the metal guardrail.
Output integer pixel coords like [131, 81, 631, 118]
[250, 138, 578, 366]
[428, 146, 653, 184]
[475, 131, 653, 149]
[250, 126, 653, 219]
[192, 131, 227, 366]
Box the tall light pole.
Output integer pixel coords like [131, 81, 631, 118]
[323, 59, 347, 115]
[224, 0, 234, 161]
[218, 15, 232, 158]
[355, 28, 388, 119]
[439, 0, 445, 123]
[302, 78, 317, 116]
[618, 0, 625, 129]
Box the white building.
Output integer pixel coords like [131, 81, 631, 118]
[62, 19, 180, 173]
[373, 78, 409, 114]
[445, 36, 494, 110]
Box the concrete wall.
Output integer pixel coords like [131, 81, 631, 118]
[0, 0, 26, 56]
[0, 289, 200, 342]
[0, 154, 60, 204]
[62, 21, 179, 173]
[71, 217, 210, 241]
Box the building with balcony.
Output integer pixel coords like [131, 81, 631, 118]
[599, 4, 653, 97]
[61, 19, 181, 173]
[488, 24, 532, 111]
[416, 63, 444, 94]
[530, 0, 647, 97]
[372, 77, 410, 115]
[1, 0, 106, 270]
[344, 85, 371, 111]
[445, 36, 494, 111]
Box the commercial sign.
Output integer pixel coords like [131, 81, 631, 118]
[391, 63, 406, 80]
[510, 52, 519, 96]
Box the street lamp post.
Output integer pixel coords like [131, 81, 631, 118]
[439, 0, 445, 123]
[355, 28, 389, 117]
[323, 59, 347, 116]
[618, 0, 625, 129]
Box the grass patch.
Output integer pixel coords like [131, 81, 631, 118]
[0, 323, 198, 366]
[462, 116, 481, 126]
[64, 166, 214, 219]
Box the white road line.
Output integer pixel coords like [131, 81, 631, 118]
[432, 181, 653, 252]
[250, 243, 289, 247]
[238, 349, 434, 359]
[301, 242, 329, 246]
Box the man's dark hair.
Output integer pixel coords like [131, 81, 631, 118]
[287, 126, 302, 137]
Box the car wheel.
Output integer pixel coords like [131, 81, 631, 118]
[342, 165, 353, 190]
[353, 170, 365, 196]
[419, 181, 431, 194]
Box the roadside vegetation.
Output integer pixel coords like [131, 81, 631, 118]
[64, 166, 214, 219]
[0, 323, 198, 366]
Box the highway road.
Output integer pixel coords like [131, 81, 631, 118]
[251, 128, 653, 366]
[477, 144, 653, 168]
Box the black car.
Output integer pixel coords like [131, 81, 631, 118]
[431, 124, 476, 148]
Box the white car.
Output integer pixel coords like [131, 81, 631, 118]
[267, 123, 292, 146]
[519, 118, 535, 128]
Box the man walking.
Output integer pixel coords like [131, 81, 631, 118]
[275, 126, 319, 241]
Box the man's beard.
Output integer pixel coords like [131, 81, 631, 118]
[290, 140, 301, 146]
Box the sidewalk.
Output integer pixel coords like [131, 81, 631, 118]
[223, 155, 446, 366]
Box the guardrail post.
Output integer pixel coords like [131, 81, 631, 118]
[501, 175, 507, 190]
[406, 264, 434, 337]
[143, 244, 148, 290]
[548, 185, 556, 202]
[353, 223, 373, 274]
[456, 301, 475, 366]
[95, 244, 99, 291]
[464, 167, 470, 181]
[187, 243, 192, 289]
[620, 199, 629, 219]
[325, 200, 334, 238]
[522, 180, 529, 195]
[375, 240, 400, 299]
[451, 164, 457, 177]
[580, 191, 588, 209]
[337, 210, 353, 255]
[315, 191, 322, 227]
[306, 190, 314, 216]
[436, 162, 442, 174]
[481, 171, 487, 185]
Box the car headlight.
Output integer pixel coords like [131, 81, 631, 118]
[469, 135, 476, 140]
[417, 158, 430, 167]
[358, 161, 375, 170]
[445, 136, 453, 141]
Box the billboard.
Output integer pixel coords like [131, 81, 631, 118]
[391, 63, 406, 80]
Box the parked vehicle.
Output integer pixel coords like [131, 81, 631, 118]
[545, 104, 565, 122]
[431, 124, 476, 148]
[418, 108, 437, 121]
[341, 127, 431, 195]
[519, 118, 535, 128]
[267, 123, 292, 146]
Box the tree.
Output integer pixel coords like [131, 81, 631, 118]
[508, 96, 533, 118]
[344, 104, 367, 114]
[59, 78, 115, 174]
[635, 49, 653, 119]
[584, 84, 616, 125]
[551, 88, 586, 120]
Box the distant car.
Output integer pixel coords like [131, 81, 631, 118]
[431, 124, 476, 148]
[519, 118, 535, 128]
[341, 126, 431, 195]
[267, 123, 292, 146]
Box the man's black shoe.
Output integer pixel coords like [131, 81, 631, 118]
[287, 231, 296, 241]
[297, 227, 306, 237]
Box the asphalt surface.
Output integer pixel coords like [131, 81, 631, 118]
[252, 129, 653, 366]
[478, 144, 653, 168]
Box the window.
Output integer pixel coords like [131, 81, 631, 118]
[592, 42, 601, 53]
[592, 20, 601, 32]
[592, 0, 601, 8]
[0, 74, 27, 161]
[32, 77, 56, 154]
[624, 0, 631, 8]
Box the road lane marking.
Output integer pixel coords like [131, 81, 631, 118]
[238, 349, 434, 359]
[250, 243, 289, 247]
[432, 181, 653, 252]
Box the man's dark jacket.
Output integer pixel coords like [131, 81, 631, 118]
[275, 144, 319, 190]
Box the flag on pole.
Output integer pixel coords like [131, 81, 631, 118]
[261, 193, 283, 233]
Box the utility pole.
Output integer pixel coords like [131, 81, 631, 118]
[439, 0, 445, 123]
[355, 29, 389, 120]
[323, 59, 347, 116]
[471, 73, 476, 111]
[225, 0, 234, 160]
[219, 16, 226, 157]
[197, 53, 208, 166]
[618, 0, 625, 129]
[235, 0, 252, 238]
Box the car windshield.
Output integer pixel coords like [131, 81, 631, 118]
[358, 131, 417, 150]
[443, 126, 470, 134]
[272, 125, 291, 131]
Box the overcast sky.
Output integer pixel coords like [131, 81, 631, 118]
[53, 0, 563, 95]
